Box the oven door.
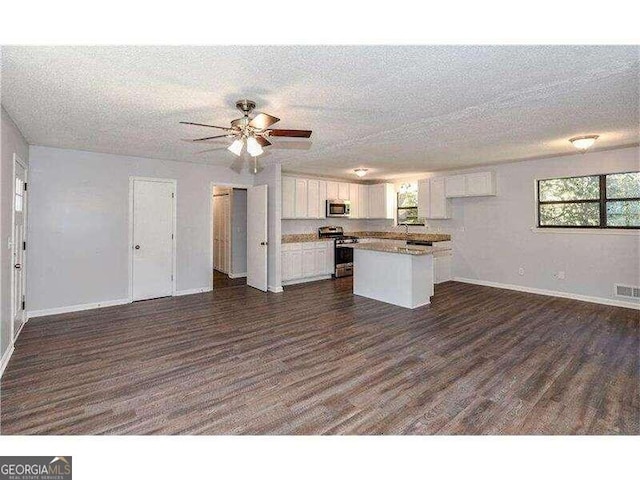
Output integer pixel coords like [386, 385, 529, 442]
[335, 244, 354, 266]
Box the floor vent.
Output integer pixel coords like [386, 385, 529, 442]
[615, 284, 640, 299]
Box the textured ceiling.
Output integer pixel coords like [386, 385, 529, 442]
[1, 45, 638, 180]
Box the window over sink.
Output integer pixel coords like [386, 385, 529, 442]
[537, 172, 640, 229]
[397, 183, 424, 226]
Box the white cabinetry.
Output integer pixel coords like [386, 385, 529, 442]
[445, 171, 496, 197]
[368, 183, 396, 219]
[282, 241, 334, 284]
[349, 183, 362, 218]
[326, 181, 349, 200]
[326, 181, 339, 200]
[282, 176, 296, 219]
[295, 179, 308, 218]
[282, 176, 326, 219]
[338, 183, 350, 201]
[358, 184, 369, 219]
[418, 178, 451, 219]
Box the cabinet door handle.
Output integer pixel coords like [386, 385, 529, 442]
[260, 241, 268, 246]
[134, 245, 141, 250]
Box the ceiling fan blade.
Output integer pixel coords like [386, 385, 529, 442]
[180, 121, 232, 131]
[268, 129, 312, 138]
[191, 134, 231, 142]
[249, 112, 280, 130]
[254, 136, 272, 147]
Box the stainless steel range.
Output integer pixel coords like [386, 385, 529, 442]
[318, 226, 358, 278]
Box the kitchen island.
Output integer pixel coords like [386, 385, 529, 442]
[346, 242, 451, 309]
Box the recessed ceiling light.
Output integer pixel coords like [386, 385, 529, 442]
[569, 135, 599, 152]
[354, 168, 368, 177]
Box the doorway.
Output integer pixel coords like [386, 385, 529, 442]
[11, 154, 28, 341]
[129, 177, 177, 301]
[210, 183, 268, 292]
[212, 186, 248, 288]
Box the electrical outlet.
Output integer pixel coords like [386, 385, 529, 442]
[518, 267, 525, 276]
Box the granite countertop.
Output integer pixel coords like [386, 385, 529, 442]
[282, 234, 333, 244]
[347, 232, 451, 242]
[282, 231, 451, 244]
[345, 242, 452, 256]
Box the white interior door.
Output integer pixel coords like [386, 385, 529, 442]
[12, 157, 27, 340]
[247, 185, 268, 291]
[131, 179, 175, 301]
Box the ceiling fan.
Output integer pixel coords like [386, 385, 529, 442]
[181, 99, 312, 165]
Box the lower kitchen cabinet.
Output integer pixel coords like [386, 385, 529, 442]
[282, 241, 334, 284]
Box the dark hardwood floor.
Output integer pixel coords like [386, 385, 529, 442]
[1, 278, 638, 435]
[212, 270, 246, 289]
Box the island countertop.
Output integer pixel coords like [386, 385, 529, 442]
[282, 232, 451, 244]
[344, 242, 452, 256]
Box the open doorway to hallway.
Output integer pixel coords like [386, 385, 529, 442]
[212, 186, 248, 289]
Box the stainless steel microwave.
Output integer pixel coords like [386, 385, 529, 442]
[326, 200, 351, 217]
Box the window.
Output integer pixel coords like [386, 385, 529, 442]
[537, 172, 640, 229]
[14, 178, 24, 212]
[397, 186, 424, 225]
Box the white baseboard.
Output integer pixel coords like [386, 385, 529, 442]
[175, 287, 212, 296]
[268, 285, 284, 293]
[282, 274, 332, 287]
[453, 277, 640, 310]
[27, 298, 131, 318]
[228, 272, 247, 279]
[0, 344, 15, 379]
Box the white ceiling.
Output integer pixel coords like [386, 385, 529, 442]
[2, 45, 638, 180]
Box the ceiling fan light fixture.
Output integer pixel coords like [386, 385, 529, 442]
[227, 138, 244, 156]
[246, 136, 264, 157]
[354, 168, 368, 177]
[570, 135, 599, 152]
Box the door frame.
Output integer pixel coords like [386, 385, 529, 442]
[10, 153, 28, 341]
[128, 176, 178, 302]
[209, 182, 253, 291]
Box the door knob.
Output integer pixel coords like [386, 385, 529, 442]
[260, 241, 268, 246]
[134, 245, 141, 250]
[14, 263, 22, 269]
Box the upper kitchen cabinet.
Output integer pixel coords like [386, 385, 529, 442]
[338, 182, 350, 201]
[294, 178, 308, 217]
[282, 176, 326, 219]
[445, 171, 496, 197]
[358, 183, 369, 219]
[349, 183, 364, 219]
[326, 181, 350, 201]
[368, 183, 396, 219]
[326, 181, 339, 200]
[282, 176, 296, 218]
[418, 178, 451, 219]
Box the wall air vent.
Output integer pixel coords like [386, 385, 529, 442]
[615, 284, 640, 299]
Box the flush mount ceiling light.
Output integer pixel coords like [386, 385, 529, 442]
[354, 168, 368, 177]
[569, 135, 599, 152]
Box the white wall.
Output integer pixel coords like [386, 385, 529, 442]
[1, 107, 29, 361]
[26, 146, 256, 313]
[401, 146, 640, 307]
[255, 164, 282, 292]
[231, 189, 247, 276]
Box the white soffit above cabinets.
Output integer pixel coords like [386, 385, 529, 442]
[1, 45, 639, 179]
